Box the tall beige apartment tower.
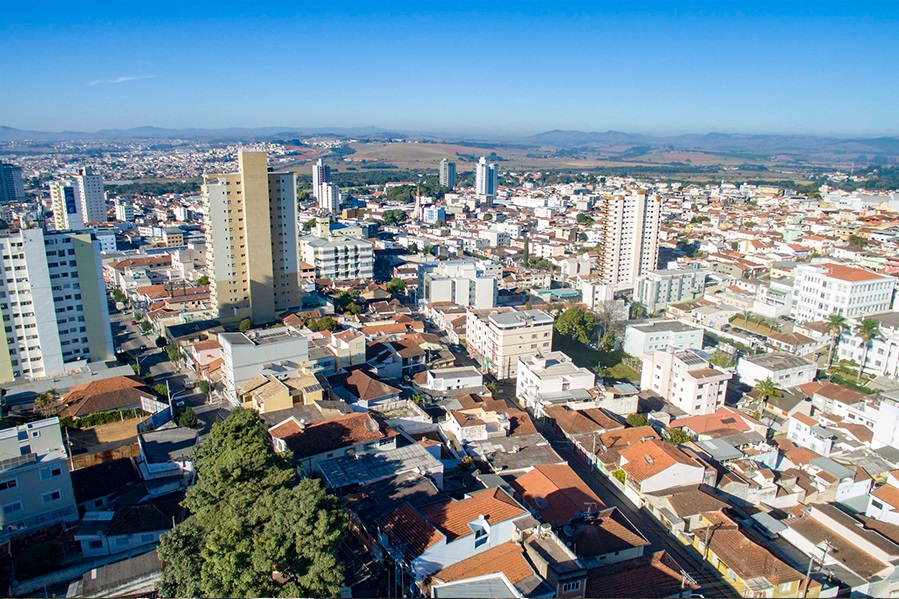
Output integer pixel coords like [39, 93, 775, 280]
[597, 190, 661, 291]
[204, 151, 302, 324]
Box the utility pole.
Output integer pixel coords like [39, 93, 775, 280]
[802, 539, 832, 598]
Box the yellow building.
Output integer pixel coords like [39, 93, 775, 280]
[204, 151, 303, 324]
[238, 372, 324, 413]
[691, 513, 820, 598]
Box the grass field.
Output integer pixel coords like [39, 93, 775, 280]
[553, 335, 641, 383]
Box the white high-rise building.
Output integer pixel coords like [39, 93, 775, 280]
[475, 156, 497, 199]
[597, 190, 661, 291]
[791, 262, 896, 323]
[49, 167, 106, 230]
[312, 159, 331, 200]
[318, 182, 340, 215]
[0, 228, 114, 382]
[114, 198, 135, 222]
[204, 150, 303, 325]
[75, 167, 106, 224]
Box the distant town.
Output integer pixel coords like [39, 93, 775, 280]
[1, 135, 899, 599]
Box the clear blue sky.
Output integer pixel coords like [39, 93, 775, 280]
[2, 1, 898, 136]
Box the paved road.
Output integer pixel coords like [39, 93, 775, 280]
[537, 423, 737, 598]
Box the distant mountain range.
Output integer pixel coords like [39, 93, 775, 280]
[0, 125, 399, 142]
[526, 129, 899, 158]
[2, 124, 898, 160]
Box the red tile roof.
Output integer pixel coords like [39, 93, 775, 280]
[420, 488, 526, 541]
[377, 504, 443, 560]
[271, 412, 397, 459]
[511, 464, 605, 527]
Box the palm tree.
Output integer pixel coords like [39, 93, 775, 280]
[855, 318, 882, 383]
[824, 312, 848, 373]
[754, 378, 781, 405]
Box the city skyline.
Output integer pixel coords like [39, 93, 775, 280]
[2, 2, 899, 136]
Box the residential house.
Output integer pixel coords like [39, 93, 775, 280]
[616, 439, 707, 506]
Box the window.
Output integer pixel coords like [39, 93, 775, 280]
[562, 581, 581, 593]
[2, 501, 23, 515]
[0, 479, 17, 492]
[780, 582, 792, 592]
[40, 466, 63, 480]
[42, 490, 62, 504]
[88, 540, 103, 549]
[474, 527, 488, 548]
[141, 533, 155, 543]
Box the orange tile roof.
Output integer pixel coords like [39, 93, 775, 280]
[873, 484, 899, 510]
[272, 411, 397, 458]
[704, 523, 805, 586]
[671, 407, 755, 434]
[822, 263, 891, 282]
[791, 412, 817, 427]
[586, 551, 697, 598]
[377, 504, 443, 559]
[512, 464, 606, 527]
[420, 488, 526, 541]
[431, 541, 536, 585]
[619, 439, 701, 483]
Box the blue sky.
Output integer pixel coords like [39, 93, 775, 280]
[2, 1, 898, 136]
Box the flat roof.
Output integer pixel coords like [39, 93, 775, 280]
[317, 443, 442, 489]
[630, 320, 702, 334]
[743, 352, 815, 370]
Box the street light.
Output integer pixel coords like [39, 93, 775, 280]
[167, 381, 191, 410]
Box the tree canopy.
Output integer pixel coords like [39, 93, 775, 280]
[386, 278, 406, 297]
[382, 209, 408, 226]
[553, 307, 597, 345]
[157, 409, 345, 598]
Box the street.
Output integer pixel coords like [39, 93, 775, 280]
[109, 300, 228, 434]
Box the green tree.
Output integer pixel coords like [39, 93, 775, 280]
[153, 383, 169, 398]
[521, 238, 530, 266]
[157, 409, 345, 598]
[483, 212, 493, 221]
[176, 406, 198, 428]
[554, 307, 598, 344]
[855, 318, 882, 383]
[306, 316, 339, 332]
[297, 189, 311, 202]
[34, 389, 57, 416]
[485, 381, 498, 399]
[139, 320, 153, 333]
[665, 428, 691, 445]
[848, 234, 868, 249]
[197, 380, 211, 396]
[824, 312, 848, 373]
[629, 301, 647, 319]
[197, 275, 210, 286]
[407, 242, 418, 253]
[382, 209, 408, 226]
[422, 244, 434, 256]
[112, 288, 126, 303]
[754, 378, 781, 403]
[166, 344, 181, 363]
[626, 413, 648, 428]
[155, 336, 168, 349]
[239, 317, 253, 332]
[386, 278, 406, 298]
[302, 219, 316, 232]
[576, 213, 595, 226]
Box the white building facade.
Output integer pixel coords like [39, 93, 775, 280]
[640, 348, 731, 415]
[791, 263, 896, 323]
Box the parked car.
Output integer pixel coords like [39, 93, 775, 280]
[130, 320, 137, 325]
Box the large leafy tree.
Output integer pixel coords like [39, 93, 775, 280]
[554, 306, 598, 345]
[855, 318, 881, 383]
[824, 312, 848, 372]
[157, 409, 345, 598]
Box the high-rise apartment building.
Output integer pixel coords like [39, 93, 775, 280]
[312, 159, 331, 200]
[0, 163, 25, 204]
[597, 190, 661, 291]
[318, 182, 340, 215]
[439, 159, 456, 189]
[418, 260, 497, 309]
[114, 198, 135, 222]
[49, 167, 106, 230]
[475, 156, 497, 199]
[299, 218, 374, 281]
[204, 151, 302, 324]
[0, 228, 114, 382]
